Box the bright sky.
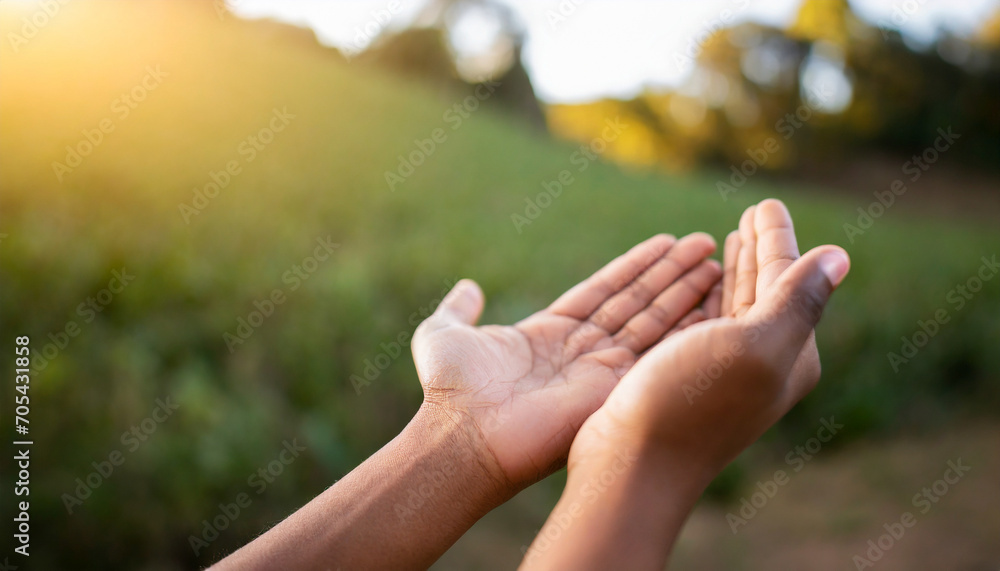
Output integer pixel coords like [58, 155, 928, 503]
[227, 0, 999, 102]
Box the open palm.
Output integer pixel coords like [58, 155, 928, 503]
[411, 233, 722, 486]
[572, 200, 851, 475]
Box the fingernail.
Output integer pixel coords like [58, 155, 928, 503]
[819, 251, 850, 287]
[455, 279, 478, 301]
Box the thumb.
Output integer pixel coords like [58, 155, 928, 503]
[749, 245, 850, 349]
[428, 279, 485, 327]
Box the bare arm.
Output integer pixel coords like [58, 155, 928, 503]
[521, 199, 851, 570]
[521, 442, 711, 570]
[213, 405, 509, 570]
[214, 233, 722, 569]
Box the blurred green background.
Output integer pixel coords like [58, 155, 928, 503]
[1, 0, 999, 569]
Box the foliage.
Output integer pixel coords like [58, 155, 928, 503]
[547, 1, 1000, 173]
[0, 2, 997, 568]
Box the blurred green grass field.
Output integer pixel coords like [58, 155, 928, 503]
[2, 2, 999, 568]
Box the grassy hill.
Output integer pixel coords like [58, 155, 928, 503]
[2, 1, 998, 567]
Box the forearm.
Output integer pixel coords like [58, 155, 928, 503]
[214, 404, 511, 570]
[520, 444, 714, 571]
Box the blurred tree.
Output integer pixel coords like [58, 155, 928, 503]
[361, 0, 546, 130]
[547, 0, 1000, 176]
[978, 8, 1000, 46]
[358, 27, 463, 90]
[788, 0, 859, 47]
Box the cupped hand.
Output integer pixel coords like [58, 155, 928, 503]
[571, 199, 851, 476]
[411, 233, 722, 489]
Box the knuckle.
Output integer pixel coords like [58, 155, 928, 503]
[628, 279, 655, 305]
[644, 303, 674, 329]
[759, 251, 796, 269]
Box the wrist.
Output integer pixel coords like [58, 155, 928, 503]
[406, 401, 515, 513]
[216, 401, 516, 570]
[525, 425, 713, 570]
[570, 410, 718, 502]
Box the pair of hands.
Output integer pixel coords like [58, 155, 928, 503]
[412, 198, 850, 507]
[212, 198, 851, 571]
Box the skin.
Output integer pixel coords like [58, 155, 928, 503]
[213, 232, 723, 570]
[520, 198, 851, 570]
